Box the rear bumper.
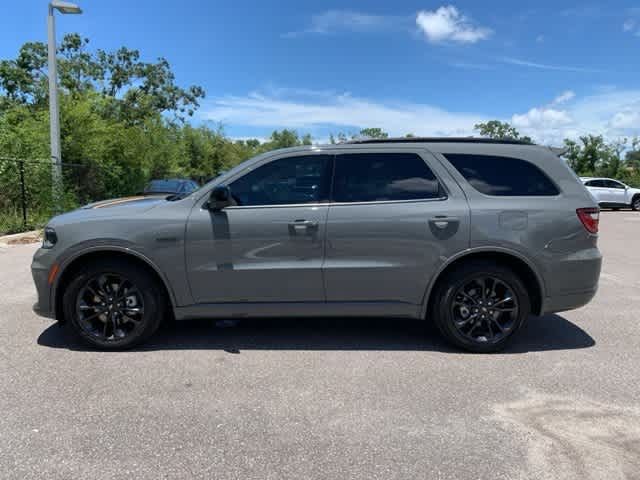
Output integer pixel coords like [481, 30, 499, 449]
[542, 246, 602, 315]
[542, 288, 598, 315]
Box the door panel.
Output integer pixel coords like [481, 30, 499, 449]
[323, 199, 469, 304]
[604, 180, 626, 204]
[186, 205, 328, 303]
[185, 153, 332, 304]
[323, 151, 470, 305]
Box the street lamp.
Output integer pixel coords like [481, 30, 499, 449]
[47, 1, 82, 214]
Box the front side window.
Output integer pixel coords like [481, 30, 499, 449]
[332, 153, 442, 203]
[444, 154, 559, 196]
[586, 180, 606, 188]
[230, 155, 331, 206]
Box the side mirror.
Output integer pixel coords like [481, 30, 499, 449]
[208, 185, 232, 210]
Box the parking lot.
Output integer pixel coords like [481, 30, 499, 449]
[1, 211, 639, 480]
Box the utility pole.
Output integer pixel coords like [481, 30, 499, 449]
[47, 1, 82, 214]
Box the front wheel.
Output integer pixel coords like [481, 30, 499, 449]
[62, 259, 166, 349]
[431, 260, 530, 353]
[632, 196, 640, 211]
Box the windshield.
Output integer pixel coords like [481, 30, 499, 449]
[144, 180, 182, 193]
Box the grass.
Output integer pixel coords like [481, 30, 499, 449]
[0, 207, 50, 236]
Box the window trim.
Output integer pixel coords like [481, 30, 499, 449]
[441, 153, 561, 198]
[207, 149, 449, 209]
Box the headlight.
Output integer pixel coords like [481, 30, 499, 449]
[42, 227, 58, 249]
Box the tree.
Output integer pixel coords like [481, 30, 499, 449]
[625, 137, 640, 170]
[474, 120, 533, 143]
[358, 127, 388, 139]
[0, 33, 205, 123]
[563, 135, 616, 176]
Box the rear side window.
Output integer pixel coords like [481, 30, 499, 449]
[444, 154, 559, 196]
[333, 153, 442, 202]
[603, 180, 625, 189]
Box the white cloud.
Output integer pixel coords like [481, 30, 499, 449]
[500, 57, 602, 73]
[552, 90, 576, 105]
[622, 18, 640, 36]
[283, 10, 401, 38]
[512, 89, 640, 144]
[203, 88, 483, 137]
[609, 110, 640, 129]
[512, 108, 573, 129]
[416, 6, 492, 44]
[201, 87, 640, 146]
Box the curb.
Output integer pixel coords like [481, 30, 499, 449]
[0, 229, 42, 246]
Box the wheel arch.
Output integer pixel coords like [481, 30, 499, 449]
[421, 248, 545, 319]
[53, 247, 175, 322]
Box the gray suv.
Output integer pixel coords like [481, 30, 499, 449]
[31, 138, 602, 352]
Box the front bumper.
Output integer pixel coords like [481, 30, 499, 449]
[31, 249, 55, 319]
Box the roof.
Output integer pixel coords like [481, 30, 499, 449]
[345, 137, 535, 146]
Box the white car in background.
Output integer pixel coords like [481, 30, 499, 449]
[581, 177, 640, 211]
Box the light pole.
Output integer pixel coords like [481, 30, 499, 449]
[47, 1, 82, 213]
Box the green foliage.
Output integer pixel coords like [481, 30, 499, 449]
[474, 120, 533, 144]
[358, 127, 388, 139]
[564, 135, 640, 187]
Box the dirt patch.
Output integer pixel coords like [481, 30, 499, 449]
[493, 392, 640, 480]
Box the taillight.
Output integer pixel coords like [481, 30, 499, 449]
[576, 207, 599, 234]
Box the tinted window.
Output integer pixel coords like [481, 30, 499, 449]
[332, 153, 441, 203]
[444, 154, 559, 196]
[585, 180, 604, 187]
[604, 180, 625, 189]
[145, 180, 181, 193]
[230, 155, 331, 206]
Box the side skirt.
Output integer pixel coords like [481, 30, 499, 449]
[174, 301, 420, 321]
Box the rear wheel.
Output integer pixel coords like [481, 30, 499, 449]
[431, 260, 530, 353]
[62, 259, 165, 349]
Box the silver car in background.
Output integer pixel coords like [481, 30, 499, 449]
[31, 138, 602, 352]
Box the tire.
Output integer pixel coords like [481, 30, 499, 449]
[632, 196, 640, 212]
[62, 258, 166, 349]
[431, 260, 531, 353]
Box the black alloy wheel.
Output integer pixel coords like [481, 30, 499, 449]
[75, 273, 145, 342]
[63, 259, 165, 349]
[432, 260, 530, 353]
[450, 276, 519, 344]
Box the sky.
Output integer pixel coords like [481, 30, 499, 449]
[1, 1, 639, 145]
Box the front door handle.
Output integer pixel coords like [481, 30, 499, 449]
[288, 219, 319, 237]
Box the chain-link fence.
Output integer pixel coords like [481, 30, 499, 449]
[0, 157, 92, 235]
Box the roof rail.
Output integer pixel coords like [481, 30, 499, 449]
[345, 137, 535, 146]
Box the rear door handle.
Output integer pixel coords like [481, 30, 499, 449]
[429, 216, 459, 229]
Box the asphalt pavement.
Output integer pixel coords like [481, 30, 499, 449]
[1, 211, 639, 480]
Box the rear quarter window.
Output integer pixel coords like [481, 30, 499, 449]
[444, 154, 560, 196]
